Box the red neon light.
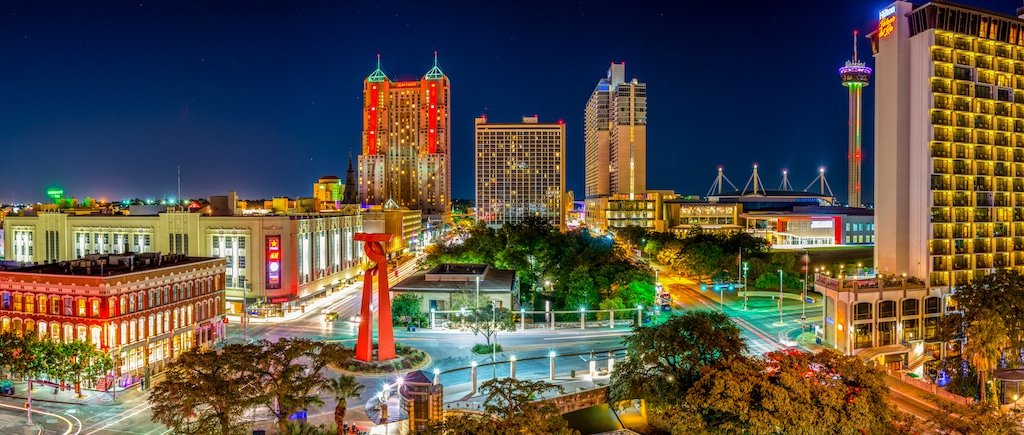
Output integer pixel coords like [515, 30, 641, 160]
[368, 85, 379, 154]
[266, 235, 282, 290]
[428, 82, 438, 153]
[833, 217, 842, 245]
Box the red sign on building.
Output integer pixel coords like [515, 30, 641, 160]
[266, 235, 282, 290]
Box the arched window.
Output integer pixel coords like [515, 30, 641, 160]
[853, 302, 873, 321]
[902, 299, 919, 316]
[924, 297, 941, 314]
[878, 300, 896, 318]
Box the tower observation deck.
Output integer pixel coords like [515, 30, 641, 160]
[840, 30, 872, 208]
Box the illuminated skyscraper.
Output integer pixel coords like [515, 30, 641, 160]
[584, 62, 647, 228]
[840, 31, 871, 208]
[358, 54, 451, 220]
[872, 1, 1024, 286]
[475, 116, 566, 230]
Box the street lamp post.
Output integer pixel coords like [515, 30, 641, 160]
[475, 276, 480, 309]
[241, 282, 248, 342]
[742, 262, 749, 310]
[777, 269, 784, 325]
[491, 305, 497, 379]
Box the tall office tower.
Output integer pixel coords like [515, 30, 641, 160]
[475, 116, 566, 230]
[841, 31, 872, 208]
[358, 54, 451, 219]
[872, 1, 1024, 287]
[584, 62, 647, 227]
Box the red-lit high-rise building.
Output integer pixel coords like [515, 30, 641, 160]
[358, 54, 451, 221]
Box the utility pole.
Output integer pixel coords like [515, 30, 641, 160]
[242, 282, 249, 342]
[742, 262, 749, 310]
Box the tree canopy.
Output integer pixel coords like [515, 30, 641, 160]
[610, 310, 747, 407]
[426, 219, 653, 311]
[683, 350, 896, 434]
[422, 378, 577, 435]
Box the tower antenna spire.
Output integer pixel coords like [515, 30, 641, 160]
[376, 53, 381, 69]
[852, 30, 859, 62]
[433, 50, 438, 67]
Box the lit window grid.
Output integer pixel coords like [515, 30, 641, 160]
[927, 30, 1024, 287]
[476, 126, 564, 227]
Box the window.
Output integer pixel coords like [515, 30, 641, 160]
[77, 299, 87, 317]
[63, 297, 73, 316]
[924, 297, 941, 314]
[902, 299, 919, 316]
[12, 294, 21, 311]
[853, 302, 872, 321]
[1, 293, 9, 310]
[878, 300, 896, 319]
[854, 324, 873, 349]
[91, 299, 100, 317]
[25, 294, 34, 314]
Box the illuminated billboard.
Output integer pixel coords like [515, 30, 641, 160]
[266, 235, 282, 290]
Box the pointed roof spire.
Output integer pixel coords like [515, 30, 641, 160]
[367, 53, 389, 83]
[425, 50, 445, 80]
[852, 30, 859, 62]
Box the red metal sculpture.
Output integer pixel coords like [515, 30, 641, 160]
[353, 233, 396, 362]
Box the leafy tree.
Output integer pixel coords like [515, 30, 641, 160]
[680, 241, 723, 283]
[324, 375, 364, 435]
[616, 281, 655, 309]
[240, 338, 351, 433]
[563, 266, 598, 311]
[149, 347, 261, 435]
[463, 307, 516, 348]
[963, 310, 1009, 404]
[926, 395, 1023, 434]
[422, 378, 577, 435]
[952, 270, 1024, 359]
[683, 350, 896, 434]
[0, 332, 32, 379]
[63, 341, 111, 397]
[391, 292, 426, 327]
[610, 310, 746, 411]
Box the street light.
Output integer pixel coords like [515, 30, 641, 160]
[742, 261, 749, 310]
[777, 269, 784, 326]
[475, 276, 480, 309]
[491, 305, 497, 378]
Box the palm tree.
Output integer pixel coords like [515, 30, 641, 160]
[963, 310, 1009, 404]
[325, 375, 364, 435]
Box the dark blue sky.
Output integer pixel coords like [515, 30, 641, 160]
[0, 1, 1011, 204]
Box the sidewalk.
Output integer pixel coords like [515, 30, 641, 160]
[0, 380, 126, 407]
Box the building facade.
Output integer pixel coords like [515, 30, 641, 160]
[4, 211, 364, 316]
[475, 116, 566, 230]
[605, 191, 675, 231]
[872, 1, 1024, 287]
[363, 201, 423, 255]
[584, 62, 647, 227]
[0, 253, 226, 382]
[358, 55, 451, 220]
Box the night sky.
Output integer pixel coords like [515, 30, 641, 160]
[0, 1, 1013, 204]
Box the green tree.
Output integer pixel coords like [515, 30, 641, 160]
[683, 350, 896, 434]
[64, 341, 111, 397]
[610, 310, 746, 413]
[963, 310, 1009, 404]
[324, 375, 364, 435]
[926, 395, 1023, 434]
[616, 281, 655, 309]
[422, 378, 577, 435]
[952, 270, 1024, 359]
[463, 307, 516, 348]
[680, 241, 723, 283]
[241, 339, 351, 433]
[0, 332, 31, 379]
[391, 292, 426, 327]
[563, 266, 598, 311]
[149, 347, 261, 435]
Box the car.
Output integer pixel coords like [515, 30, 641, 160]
[324, 312, 339, 322]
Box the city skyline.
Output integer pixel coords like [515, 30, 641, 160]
[1, 0, 1011, 205]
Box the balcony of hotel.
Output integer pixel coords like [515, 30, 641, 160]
[814, 272, 925, 295]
